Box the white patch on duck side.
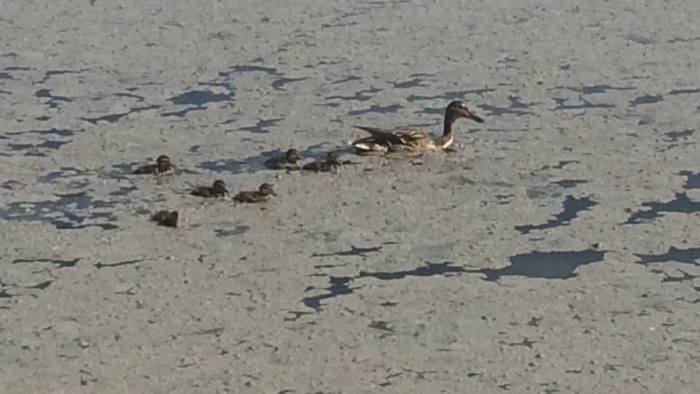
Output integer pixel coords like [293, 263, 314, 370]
[441, 133, 455, 149]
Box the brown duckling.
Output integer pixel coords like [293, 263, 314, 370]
[351, 100, 484, 155]
[133, 154, 174, 175]
[191, 180, 228, 198]
[233, 183, 276, 203]
[264, 149, 302, 170]
[151, 210, 179, 228]
[302, 151, 341, 172]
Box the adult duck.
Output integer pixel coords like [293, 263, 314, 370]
[350, 100, 484, 155]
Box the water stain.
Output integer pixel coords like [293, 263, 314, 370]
[553, 179, 589, 189]
[169, 90, 233, 106]
[40, 167, 89, 183]
[213, 225, 250, 237]
[358, 262, 465, 280]
[467, 250, 605, 281]
[225, 64, 278, 75]
[679, 171, 700, 189]
[624, 34, 654, 45]
[635, 247, 700, 266]
[35, 89, 71, 108]
[162, 107, 202, 118]
[327, 87, 380, 102]
[13, 258, 79, 269]
[331, 75, 362, 84]
[82, 105, 159, 124]
[625, 193, 700, 224]
[630, 94, 663, 106]
[664, 129, 694, 142]
[348, 104, 402, 116]
[301, 276, 356, 312]
[557, 85, 635, 95]
[407, 88, 495, 102]
[516, 196, 597, 234]
[393, 78, 428, 89]
[0, 192, 119, 230]
[311, 245, 383, 258]
[110, 186, 138, 196]
[37, 69, 87, 84]
[0, 72, 13, 80]
[237, 118, 284, 134]
[7, 128, 74, 137]
[272, 76, 308, 90]
[7, 140, 71, 155]
[553, 97, 615, 111]
[478, 96, 533, 117]
[668, 88, 700, 95]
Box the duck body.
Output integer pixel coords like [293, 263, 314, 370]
[233, 183, 276, 203]
[134, 154, 174, 175]
[191, 180, 228, 198]
[264, 149, 302, 170]
[350, 100, 484, 155]
[302, 152, 340, 172]
[151, 210, 179, 227]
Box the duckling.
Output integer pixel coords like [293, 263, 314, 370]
[302, 151, 341, 172]
[151, 210, 179, 228]
[264, 149, 302, 170]
[233, 183, 276, 203]
[190, 180, 228, 198]
[133, 154, 174, 175]
[351, 100, 484, 155]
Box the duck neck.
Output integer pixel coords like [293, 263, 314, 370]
[440, 109, 459, 148]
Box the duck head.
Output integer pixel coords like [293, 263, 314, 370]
[212, 180, 228, 194]
[259, 183, 276, 196]
[446, 101, 484, 123]
[285, 149, 302, 163]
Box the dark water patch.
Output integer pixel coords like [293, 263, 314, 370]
[82, 105, 159, 124]
[0, 72, 13, 80]
[162, 107, 203, 117]
[662, 270, 698, 283]
[37, 69, 87, 84]
[358, 262, 465, 281]
[467, 250, 605, 281]
[635, 247, 700, 266]
[7, 128, 74, 137]
[664, 129, 694, 142]
[407, 88, 495, 102]
[0, 192, 119, 230]
[169, 90, 233, 106]
[630, 94, 663, 106]
[113, 92, 146, 101]
[224, 64, 279, 76]
[26, 280, 53, 290]
[1, 180, 23, 190]
[214, 225, 250, 237]
[13, 258, 79, 269]
[272, 76, 308, 90]
[3, 66, 29, 70]
[7, 140, 71, 154]
[515, 196, 597, 234]
[393, 78, 428, 89]
[553, 179, 589, 189]
[624, 34, 654, 45]
[556, 85, 635, 95]
[348, 104, 402, 116]
[478, 96, 533, 117]
[0, 89, 10, 95]
[369, 320, 395, 333]
[95, 259, 144, 269]
[283, 310, 314, 322]
[625, 193, 700, 224]
[332, 75, 362, 84]
[668, 88, 700, 95]
[237, 118, 284, 134]
[311, 245, 383, 258]
[110, 186, 138, 196]
[40, 167, 89, 183]
[189, 145, 201, 153]
[35, 89, 71, 108]
[553, 97, 615, 111]
[327, 87, 381, 102]
[679, 171, 700, 189]
[302, 276, 356, 312]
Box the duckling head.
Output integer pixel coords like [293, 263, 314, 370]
[213, 180, 228, 193]
[156, 154, 172, 168]
[285, 149, 302, 163]
[259, 183, 276, 196]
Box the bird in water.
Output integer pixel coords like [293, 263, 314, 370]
[350, 100, 484, 155]
[151, 210, 179, 228]
[264, 149, 302, 170]
[233, 183, 276, 203]
[133, 154, 174, 175]
[302, 151, 342, 172]
[190, 180, 228, 198]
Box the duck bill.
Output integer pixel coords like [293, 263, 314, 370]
[467, 113, 484, 123]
